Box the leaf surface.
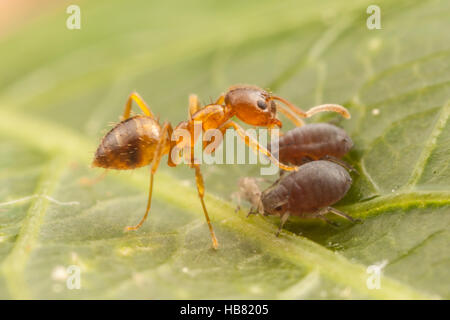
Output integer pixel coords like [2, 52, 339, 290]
[0, 0, 448, 299]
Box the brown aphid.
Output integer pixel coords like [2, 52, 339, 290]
[231, 177, 265, 215]
[92, 86, 351, 249]
[236, 161, 359, 235]
[269, 123, 355, 171]
[261, 160, 359, 235]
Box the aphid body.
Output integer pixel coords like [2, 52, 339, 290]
[262, 160, 352, 217]
[236, 160, 359, 235]
[270, 123, 353, 166]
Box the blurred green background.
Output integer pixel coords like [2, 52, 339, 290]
[0, 0, 448, 299]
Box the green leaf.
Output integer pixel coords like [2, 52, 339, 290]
[0, 0, 448, 299]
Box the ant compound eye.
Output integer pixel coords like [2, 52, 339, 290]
[274, 205, 283, 212]
[257, 100, 267, 110]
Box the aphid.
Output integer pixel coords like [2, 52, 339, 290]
[231, 177, 265, 215]
[269, 123, 355, 171]
[92, 86, 351, 249]
[237, 160, 360, 235]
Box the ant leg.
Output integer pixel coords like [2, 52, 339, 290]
[321, 155, 358, 175]
[203, 125, 227, 153]
[223, 121, 298, 172]
[125, 122, 173, 231]
[79, 169, 108, 186]
[124, 171, 155, 232]
[192, 164, 219, 249]
[189, 94, 202, 119]
[272, 95, 351, 119]
[122, 92, 154, 120]
[276, 212, 290, 237]
[215, 93, 225, 105]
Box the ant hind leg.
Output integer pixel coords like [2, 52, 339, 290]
[79, 169, 108, 186]
[122, 92, 154, 120]
[124, 122, 173, 231]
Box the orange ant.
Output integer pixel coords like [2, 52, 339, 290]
[92, 85, 350, 249]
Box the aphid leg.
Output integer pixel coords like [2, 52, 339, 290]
[230, 191, 241, 213]
[276, 213, 290, 237]
[189, 94, 202, 119]
[271, 95, 351, 119]
[124, 122, 173, 232]
[122, 92, 154, 120]
[247, 207, 258, 218]
[327, 207, 361, 224]
[192, 163, 219, 249]
[321, 155, 358, 175]
[318, 215, 340, 228]
[222, 121, 298, 172]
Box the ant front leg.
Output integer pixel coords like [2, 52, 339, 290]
[222, 121, 298, 172]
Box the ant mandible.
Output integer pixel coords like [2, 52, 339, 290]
[92, 85, 351, 249]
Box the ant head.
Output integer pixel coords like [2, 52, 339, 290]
[225, 85, 282, 128]
[261, 186, 288, 216]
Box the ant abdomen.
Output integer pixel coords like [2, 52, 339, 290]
[270, 123, 353, 165]
[92, 115, 161, 170]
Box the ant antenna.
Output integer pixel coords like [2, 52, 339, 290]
[271, 95, 351, 119]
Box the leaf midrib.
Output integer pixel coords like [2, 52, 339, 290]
[0, 156, 68, 299]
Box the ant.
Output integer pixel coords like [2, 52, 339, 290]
[235, 160, 360, 236]
[92, 85, 351, 249]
